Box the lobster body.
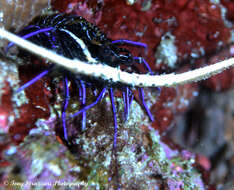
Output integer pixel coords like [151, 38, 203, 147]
[18, 13, 133, 67]
[11, 13, 155, 144]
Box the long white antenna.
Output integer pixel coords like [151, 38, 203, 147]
[0, 28, 233, 87]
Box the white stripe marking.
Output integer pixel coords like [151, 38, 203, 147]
[60, 29, 97, 63]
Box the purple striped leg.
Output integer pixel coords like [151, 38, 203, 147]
[134, 57, 161, 92]
[122, 91, 127, 121]
[16, 65, 54, 93]
[138, 88, 154, 122]
[109, 89, 120, 188]
[112, 39, 148, 50]
[122, 87, 131, 121]
[109, 88, 118, 149]
[134, 57, 153, 75]
[80, 81, 87, 131]
[125, 87, 130, 118]
[62, 77, 70, 141]
[6, 27, 54, 51]
[70, 88, 106, 118]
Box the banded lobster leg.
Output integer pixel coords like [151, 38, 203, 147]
[6, 27, 54, 51]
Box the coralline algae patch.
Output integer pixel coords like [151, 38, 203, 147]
[0, 126, 80, 190]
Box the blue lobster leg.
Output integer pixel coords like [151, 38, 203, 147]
[80, 81, 87, 131]
[6, 27, 53, 51]
[16, 65, 54, 93]
[112, 39, 147, 49]
[109, 88, 118, 149]
[122, 91, 127, 120]
[62, 76, 70, 141]
[70, 88, 106, 118]
[122, 87, 131, 121]
[134, 57, 153, 75]
[134, 57, 161, 92]
[109, 88, 120, 188]
[138, 88, 154, 122]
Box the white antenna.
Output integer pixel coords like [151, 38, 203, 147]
[0, 28, 233, 87]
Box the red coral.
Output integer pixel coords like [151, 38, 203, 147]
[51, 0, 102, 23]
[9, 63, 51, 144]
[51, 0, 78, 13]
[221, 0, 234, 22]
[151, 82, 198, 132]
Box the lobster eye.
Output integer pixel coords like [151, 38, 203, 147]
[118, 48, 133, 65]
